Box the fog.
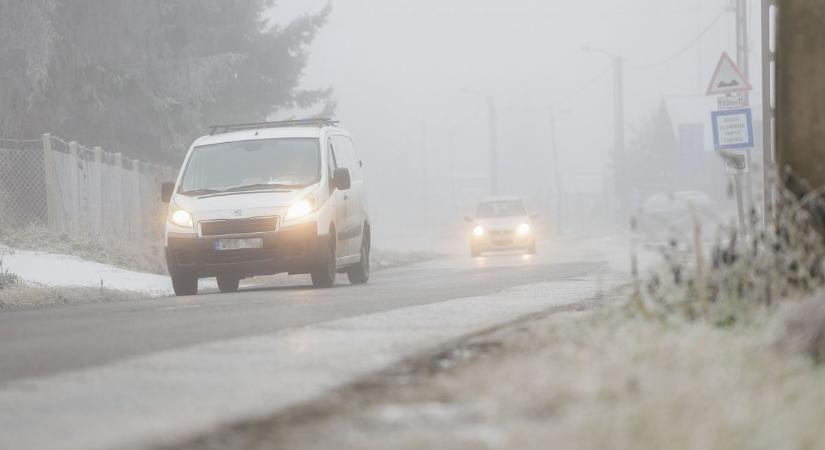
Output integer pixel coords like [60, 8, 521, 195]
[0, 1, 765, 251]
[272, 0, 762, 245]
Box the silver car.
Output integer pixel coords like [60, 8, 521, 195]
[466, 197, 537, 257]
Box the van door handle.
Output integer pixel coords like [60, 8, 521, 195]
[344, 195, 349, 200]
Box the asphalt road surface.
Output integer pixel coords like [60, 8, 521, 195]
[0, 247, 604, 385]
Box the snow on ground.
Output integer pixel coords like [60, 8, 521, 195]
[1, 249, 214, 297]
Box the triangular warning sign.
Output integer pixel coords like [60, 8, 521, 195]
[706, 52, 752, 96]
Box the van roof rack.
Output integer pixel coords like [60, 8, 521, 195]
[209, 118, 339, 135]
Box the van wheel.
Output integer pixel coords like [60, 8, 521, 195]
[312, 237, 336, 288]
[171, 274, 198, 296]
[347, 238, 370, 285]
[217, 275, 240, 293]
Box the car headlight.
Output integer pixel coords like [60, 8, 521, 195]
[169, 207, 194, 228]
[473, 225, 485, 237]
[517, 223, 531, 235]
[286, 196, 318, 221]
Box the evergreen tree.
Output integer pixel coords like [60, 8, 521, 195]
[617, 99, 680, 199]
[0, 0, 331, 162]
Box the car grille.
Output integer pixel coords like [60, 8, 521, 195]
[489, 229, 515, 237]
[200, 217, 279, 237]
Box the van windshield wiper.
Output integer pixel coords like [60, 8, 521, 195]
[222, 183, 304, 193]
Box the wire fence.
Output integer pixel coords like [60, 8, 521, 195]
[0, 134, 175, 238]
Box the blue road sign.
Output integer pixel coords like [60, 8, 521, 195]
[711, 108, 754, 151]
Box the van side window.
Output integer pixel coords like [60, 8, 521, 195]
[333, 135, 361, 181]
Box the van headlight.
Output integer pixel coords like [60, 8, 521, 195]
[169, 207, 194, 228]
[286, 196, 318, 221]
[473, 225, 485, 237]
[517, 223, 531, 235]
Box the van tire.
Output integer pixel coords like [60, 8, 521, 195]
[312, 237, 336, 288]
[217, 275, 240, 293]
[172, 274, 198, 296]
[347, 238, 370, 285]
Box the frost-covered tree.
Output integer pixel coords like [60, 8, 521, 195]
[0, 0, 331, 162]
[616, 99, 680, 199]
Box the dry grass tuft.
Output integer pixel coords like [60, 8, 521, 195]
[0, 285, 142, 310]
[0, 251, 21, 289]
[779, 295, 825, 362]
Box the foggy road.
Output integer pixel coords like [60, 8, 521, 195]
[0, 245, 603, 385]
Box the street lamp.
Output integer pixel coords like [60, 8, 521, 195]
[461, 88, 499, 196]
[548, 107, 569, 234]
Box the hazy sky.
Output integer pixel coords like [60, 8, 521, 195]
[267, 0, 761, 226]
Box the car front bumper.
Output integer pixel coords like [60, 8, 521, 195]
[165, 222, 327, 279]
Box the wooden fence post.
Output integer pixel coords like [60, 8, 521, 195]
[90, 147, 103, 237]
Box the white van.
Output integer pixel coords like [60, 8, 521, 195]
[161, 119, 370, 296]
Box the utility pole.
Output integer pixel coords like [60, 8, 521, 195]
[548, 108, 564, 234]
[612, 56, 626, 158]
[461, 88, 499, 196]
[734, 0, 755, 224]
[584, 46, 627, 220]
[448, 129, 457, 208]
[612, 55, 629, 223]
[487, 95, 499, 196]
[761, 0, 777, 224]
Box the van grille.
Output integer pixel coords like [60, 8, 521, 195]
[200, 217, 279, 237]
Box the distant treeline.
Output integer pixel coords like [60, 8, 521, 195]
[0, 0, 333, 162]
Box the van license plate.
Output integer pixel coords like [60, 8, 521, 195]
[214, 238, 264, 251]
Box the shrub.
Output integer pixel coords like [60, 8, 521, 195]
[631, 183, 825, 326]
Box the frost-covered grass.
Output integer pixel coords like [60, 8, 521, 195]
[0, 225, 166, 275]
[181, 307, 825, 450]
[0, 285, 143, 309]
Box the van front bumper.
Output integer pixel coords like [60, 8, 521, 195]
[165, 222, 326, 279]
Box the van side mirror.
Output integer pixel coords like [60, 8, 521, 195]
[464, 216, 473, 223]
[333, 168, 351, 191]
[531, 211, 539, 219]
[161, 182, 175, 203]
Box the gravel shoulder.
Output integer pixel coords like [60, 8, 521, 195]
[173, 288, 825, 450]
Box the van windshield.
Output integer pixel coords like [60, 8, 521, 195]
[178, 138, 321, 196]
[476, 200, 527, 218]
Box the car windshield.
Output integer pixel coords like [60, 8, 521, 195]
[476, 200, 527, 218]
[178, 138, 321, 195]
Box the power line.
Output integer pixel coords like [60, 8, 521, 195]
[634, 7, 728, 71]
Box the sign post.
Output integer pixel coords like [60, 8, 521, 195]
[707, 52, 753, 232]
